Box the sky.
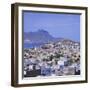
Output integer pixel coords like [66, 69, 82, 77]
[23, 11, 80, 42]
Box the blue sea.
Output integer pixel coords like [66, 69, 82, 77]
[24, 43, 44, 48]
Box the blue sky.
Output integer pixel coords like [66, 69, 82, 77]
[23, 11, 80, 42]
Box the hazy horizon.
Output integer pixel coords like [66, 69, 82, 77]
[23, 11, 80, 42]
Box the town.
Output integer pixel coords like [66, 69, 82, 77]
[24, 40, 80, 77]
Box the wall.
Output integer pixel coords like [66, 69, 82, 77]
[0, 0, 89, 90]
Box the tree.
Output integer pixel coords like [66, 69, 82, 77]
[55, 53, 61, 58]
[49, 55, 54, 61]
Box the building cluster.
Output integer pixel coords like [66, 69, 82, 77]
[24, 40, 80, 77]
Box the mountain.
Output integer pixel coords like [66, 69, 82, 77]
[24, 29, 63, 44]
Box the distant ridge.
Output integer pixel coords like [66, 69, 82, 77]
[24, 29, 63, 44]
[24, 29, 80, 45]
